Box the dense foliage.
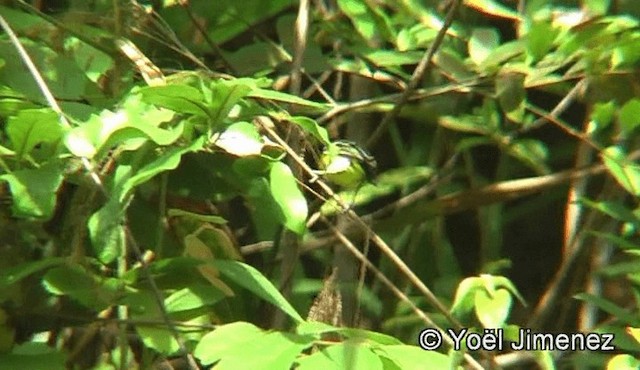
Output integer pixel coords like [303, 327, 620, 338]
[0, 0, 639, 369]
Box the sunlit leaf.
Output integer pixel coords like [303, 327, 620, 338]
[601, 146, 640, 196]
[270, 162, 308, 235]
[212, 260, 304, 323]
[0, 162, 64, 218]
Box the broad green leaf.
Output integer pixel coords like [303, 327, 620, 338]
[363, 50, 423, 67]
[194, 322, 262, 365]
[377, 345, 451, 370]
[618, 98, 640, 137]
[65, 104, 179, 159]
[505, 139, 549, 175]
[212, 260, 304, 323]
[602, 146, 640, 196]
[489, 276, 526, 306]
[288, 116, 330, 145]
[6, 109, 64, 161]
[214, 121, 263, 156]
[88, 198, 125, 264]
[269, 162, 308, 235]
[119, 136, 205, 202]
[0, 162, 64, 218]
[474, 288, 512, 328]
[248, 89, 328, 111]
[479, 41, 525, 71]
[298, 340, 383, 370]
[0, 343, 65, 370]
[138, 84, 210, 117]
[526, 22, 559, 63]
[607, 354, 640, 370]
[0, 257, 66, 288]
[450, 277, 483, 317]
[208, 80, 252, 126]
[247, 177, 283, 239]
[201, 0, 295, 44]
[337, 0, 392, 44]
[464, 0, 520, 21]
[397, 24, 437, 51]
[496, 71, 526, 123]
[42, 264, 119, 310]
[195, 322, 312, 369]
[589, 101, 616, 132]
[469, 28, 499, 65]
[164, 285, 226, 314]
[439, 115, 491, 135]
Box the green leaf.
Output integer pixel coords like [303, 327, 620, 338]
[465, 0, 521, 21]
[579, 198, 640, 226]
[42, 264, 119, 310]
[601, 146, 640, 196]
[119, 136, 205, 202]
[0, 258, 66, 289]
[288, 116, 330, 145]
[506, 139, 549, 174]
[0, 162, 64, 218]
[0, 343, 66, 370]
[195, 322, 313, 369]
[208, 80, 252, 126]
[248, 89, 328, 112]
[298, 340, 383, 370]
[269, 162, 308, 235]
[88, 197, 125, 264]
[214, 121, 264, 156]
[212, 260, 304, 323]
[194, 322, 263, 365]
[618, 98, 640, 137]
[526, 22, 559, 63]
[138, 84, 210, 117]
[479, 41, 525, 71]
[474, 288, 512, 328]
[589, 101, 616, 132]
[337, 0, 392, 44]
[450, 277, 483, 317]
[469, 28, 500, 65]
[607, 354, 640, 370]
[376, 344, 451, 370]
[164, 285, 226, 314]
[64, 103, 179, 159]
[496, 71, 526, 122]
[6, 109, 64, 161]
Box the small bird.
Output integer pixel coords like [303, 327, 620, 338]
[318, 140, 377, 189]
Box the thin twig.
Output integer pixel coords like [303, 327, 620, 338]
[366, 0, 462, 148]
[324, 219, 487, 370]
[290, 0, 310, 95]
[1, 16, 199, 369]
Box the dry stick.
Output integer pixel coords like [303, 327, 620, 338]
[324, 220, 487, 370]
[272, 0, 312, 329]
[290, 0, 310, 95]
[256, 118, 490, 368]
[527, 151, 640, 329]
[516, 79, 587, 135]
[366, 0, 462, 149]
[318, 78, 481, 124]
[0, 16, 200, 370]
